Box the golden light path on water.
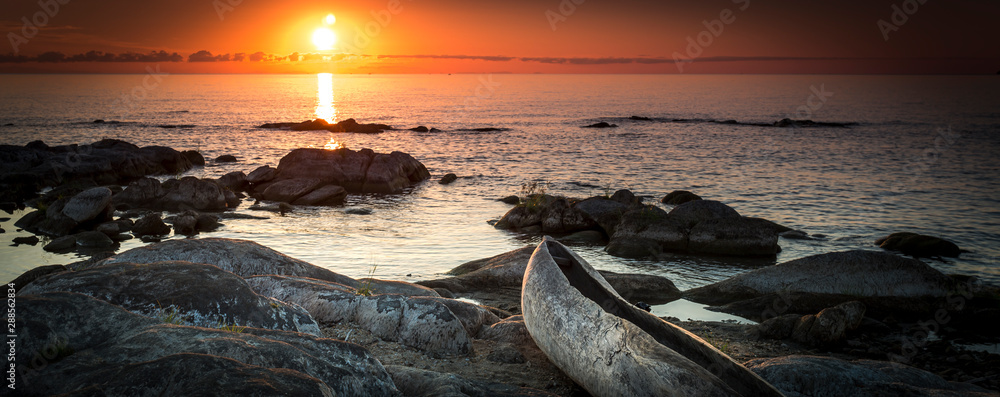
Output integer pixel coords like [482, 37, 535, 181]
[316, 72, 335, 123]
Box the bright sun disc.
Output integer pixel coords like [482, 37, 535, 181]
[312, 27, 337, 50]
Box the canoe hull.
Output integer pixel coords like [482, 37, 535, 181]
[521, 237, 783, 397]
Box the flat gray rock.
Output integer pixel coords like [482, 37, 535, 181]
[20, 261, 321, 335]
[14, 292, 398, 396]
[90, 238, 360, 287]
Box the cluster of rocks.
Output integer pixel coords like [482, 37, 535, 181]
[10, 237, 994, 396]
[258, 118, 446, 134]
[7, 139, 432, 252]
[494, 189, 792, 259]
[7, 238, 562, 395]
[683, 250, 1000, 332]
[241, 148, 430, 207]
[0, 139, 195, 205]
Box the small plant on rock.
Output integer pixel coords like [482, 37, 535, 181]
[356, 259, 378, 296]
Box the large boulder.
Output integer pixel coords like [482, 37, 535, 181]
[363, 151, 432, 193]
[13, 292, 398, 396]
[60, 187, 113, 223]
[572, 196, 631, 235]
[90, 238, 360, 287]
[747, 355, 993, 397]
[606, 206, 687, 258]
[114, 176, 229, 211]
[246, 165, 277, 184]
[688, 217, 780, 256]
[19, 261, 321, 335]
[668, 199, 741, 228]
[246, 275, 472, 357]
[876, 232, 962, 258]
[159, 176, 228, 211]
[661, 190, 702, 205]
[274, 148, 429, 194]
[684, 250, 973, 320]
[112, 177, 164, 207]
[216, 171, 247, 191]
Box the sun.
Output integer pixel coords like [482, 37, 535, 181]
[312, 27, 337, 51]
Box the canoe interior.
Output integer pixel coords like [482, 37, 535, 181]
[545, 240, 782, 397]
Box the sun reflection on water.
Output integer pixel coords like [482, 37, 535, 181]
[316, 73, 335, 122]
[323, 137, 343, 150]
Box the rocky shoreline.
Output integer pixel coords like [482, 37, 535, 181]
[3, 139, 999, 395]
[8, 238, 999, 396]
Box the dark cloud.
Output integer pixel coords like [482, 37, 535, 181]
[378, 54, 516, 62]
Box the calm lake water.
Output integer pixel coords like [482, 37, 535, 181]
[1, 74, 998, 297]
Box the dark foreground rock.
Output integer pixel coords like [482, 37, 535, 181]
[387, 365, 557, 396]
[89, 238, 361, 286]
[247, 275, 472, 357]
[747, 355, 993, 397]
[21, 261, 321, 335]
[13, 292, 398, 396]
[684, 250, 1000, 322]
[876, 232, 962, 258]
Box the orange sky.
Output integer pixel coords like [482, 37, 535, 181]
[1, 0, 997, 74]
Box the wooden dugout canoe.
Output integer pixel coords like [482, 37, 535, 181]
[521, 237, 784, 397]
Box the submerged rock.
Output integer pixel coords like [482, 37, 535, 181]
[876, 232, 962, 258]
[439, 173, 458, 184]
[581, 122, 617, 128]
[215, 154, 237, 163]
[259, 118, 393, 133]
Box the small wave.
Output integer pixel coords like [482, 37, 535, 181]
[157, 124, 196, 129]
